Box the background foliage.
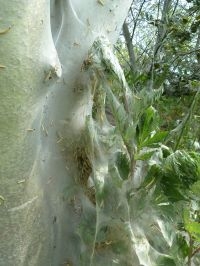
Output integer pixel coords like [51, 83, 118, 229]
[71, 1, 200, 265]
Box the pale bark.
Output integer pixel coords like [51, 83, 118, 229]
[153, 0, 173, 59]
[123, 21, 137, 74]
[0, 0, 132, 265]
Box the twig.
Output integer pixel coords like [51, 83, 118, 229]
[192, 246, 200, 257]
[131, 0, 146, 40]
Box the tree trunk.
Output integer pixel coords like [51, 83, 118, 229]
[123, 21, 137, 75]
[153, 0, 172, 59]
[0, 0, 132, 265]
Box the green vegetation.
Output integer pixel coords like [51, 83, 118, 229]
[39, 0, 200, 264]
[70, 34, 200, 265]
[70, 1, 200, 264]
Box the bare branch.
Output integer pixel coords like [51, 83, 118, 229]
[131, 0, 146, 40]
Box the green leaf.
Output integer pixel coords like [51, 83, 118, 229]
[137, 106, 159, 147]
[141, 131, 168, 148]
[186, 221, 200, 241]
[184, 210, 200, 242]
[156, 256, 176, 266]
[160, 151, 200, 202]
[141, 150, 200, 202]
[135, 150, 155, 161]
[141, 164, 161, 190]
[172, 234, 190, 259]
[116, 152, 130, 180]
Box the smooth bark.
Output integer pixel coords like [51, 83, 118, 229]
[123, 21, 137, 75]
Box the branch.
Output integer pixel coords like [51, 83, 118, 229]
[123, 21, 137, 74]
[171, 0, 179, 16]
[192, 246, 200, 257]
[131, 0, 146, 40]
